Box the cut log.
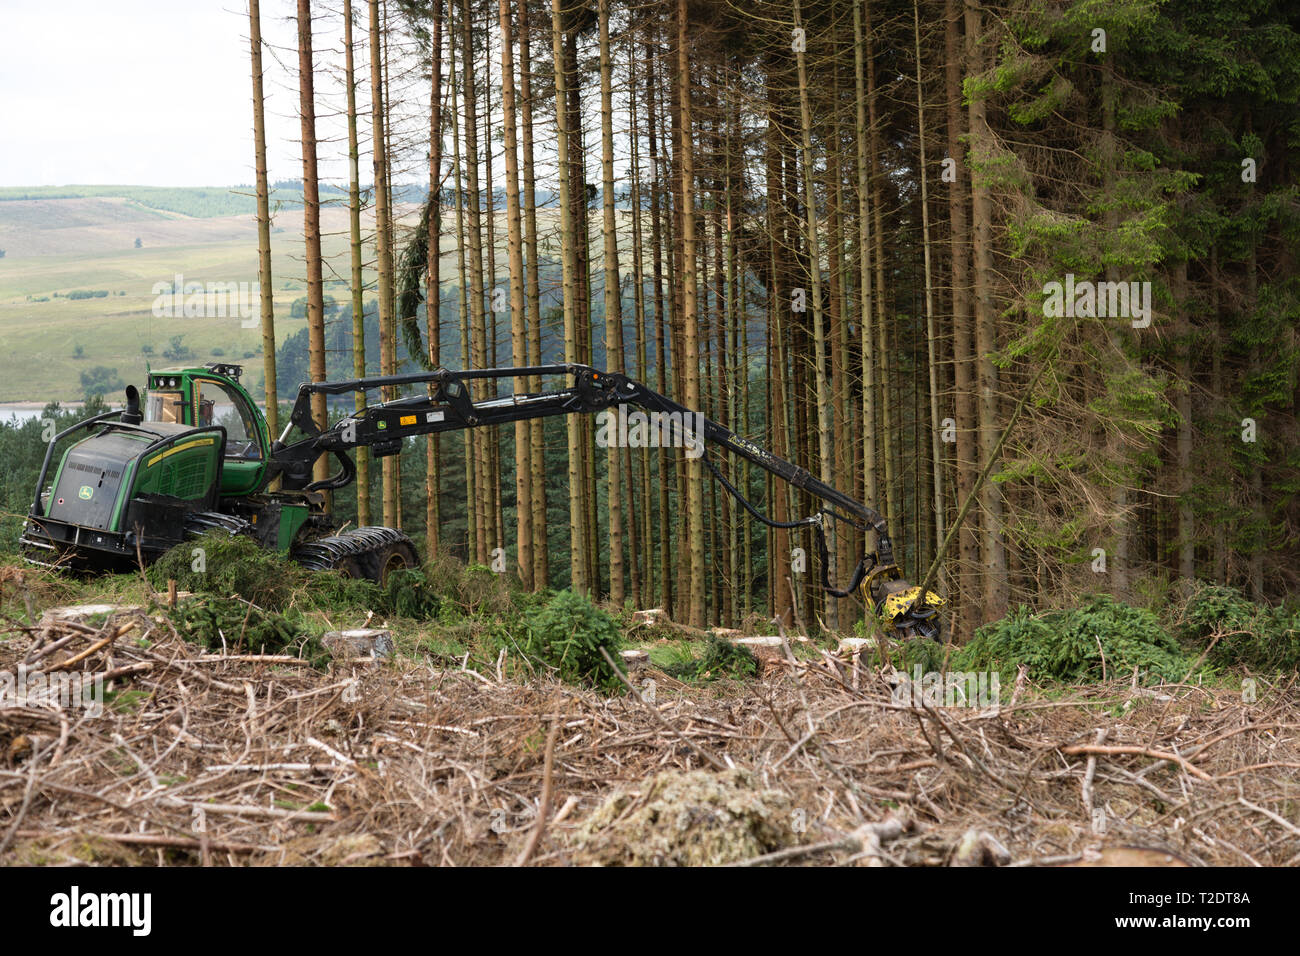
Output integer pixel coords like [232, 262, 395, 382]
[40, 604, 143, 627]
[1059, 846, 1192, 867]
[731, 636, 786, 660]
[620, 649, 650, 670]
[322, 628, 394, 660]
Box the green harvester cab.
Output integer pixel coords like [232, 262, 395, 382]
[22, 363, 318, 569]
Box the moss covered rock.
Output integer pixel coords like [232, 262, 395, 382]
[571, 769, 795, 866]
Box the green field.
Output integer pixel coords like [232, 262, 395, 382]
[0, 187, 591, 402]
[0, 237, 328, 402]
[0, 188, 375, 402]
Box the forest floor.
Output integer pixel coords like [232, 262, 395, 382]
[3, 576, 1297, 867]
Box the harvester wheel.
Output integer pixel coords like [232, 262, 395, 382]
[358, 535, 419, 587]
[292, 526, 418, 586]
[331, 554, 367, 579]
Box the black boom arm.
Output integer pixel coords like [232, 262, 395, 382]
[268, 364, 902, 598]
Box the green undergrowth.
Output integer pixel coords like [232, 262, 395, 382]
[947, 587, 1300, 687]
[304, 566, 441, 620]
[892, 636, 950, 675]
[171, 596, 328, 667]
[661, 635, 759, 683]
[515, 589, 624, 691]
[149, 533, 303, 608]
[146, 535, 502, 623]
[9, 539, 1299, 694]
[952, 595, 1191, 686]
[1176, 584, 1300, 672]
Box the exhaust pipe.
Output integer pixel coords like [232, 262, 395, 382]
[121, 385, 143, 425]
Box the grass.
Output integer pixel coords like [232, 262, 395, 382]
[0, 185, 266, 218]
[0, 194, 608, 402]
[0, 239, 314, 402]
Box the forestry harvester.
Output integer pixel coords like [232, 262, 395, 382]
[21, 362, 943, 638]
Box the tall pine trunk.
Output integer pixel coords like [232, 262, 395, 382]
[944, 0, 977, 640]
[517, 0, 548, 588]
[460, 0, 491, 563]
[297, 0, 329, 500]
[599, 0, 625, 604]
[499, 0, 532, 588]
[647, 48, 673, 617]
[676, 0, 705, 627]
[793, 0, 836, 629]
[342, 0, 371, 526]
[865, 1, 897, 547]
[423, 0, 443, 552]
[628, 36, 653, 607]
[964, 0, 1006, 618]
[449, 10, 476, 560]
[914, 0, 945, 577]
[766, 70, 794, 626]
[552, 0, 589, 594]
[249, 0, 278, 439]
[1173, 259, 1193, 581]
[369, 0, 398, 527]
[853, 0, 878, 570]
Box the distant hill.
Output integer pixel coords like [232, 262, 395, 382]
[0, 185, 261, 218]
[0, 185, 364, 259]
[0, 183, 371, 220]
[0, 181, 578, 401]
[0, 196, 261, 258]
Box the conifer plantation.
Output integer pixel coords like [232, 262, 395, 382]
[290, 0, 1299, 637]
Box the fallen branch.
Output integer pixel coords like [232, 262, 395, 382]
[729, 816, 909, 868]
[599, 647, 728, 772]
[47, 622, 135, 672]
[1061, 743, 1211, 782]
[191, 654, 316, 665]
[1081, 728, 1108, 827]
[514, 722, 558, 867]
[1237, 797, 1300, 839]
[155, 798, 335, 823]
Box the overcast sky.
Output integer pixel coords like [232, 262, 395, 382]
[1, 1, 631, 193]
[0, 0, 356, 187]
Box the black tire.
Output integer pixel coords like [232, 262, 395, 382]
[358, 534, 419, 587]
[330, 554, 367, 579]
[293, 526, 418, 585]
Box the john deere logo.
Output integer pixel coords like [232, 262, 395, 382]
[78, 486, 94, 500]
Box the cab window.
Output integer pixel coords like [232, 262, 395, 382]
[196, 380, 261, 460]
[146, 391, 186, 424]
